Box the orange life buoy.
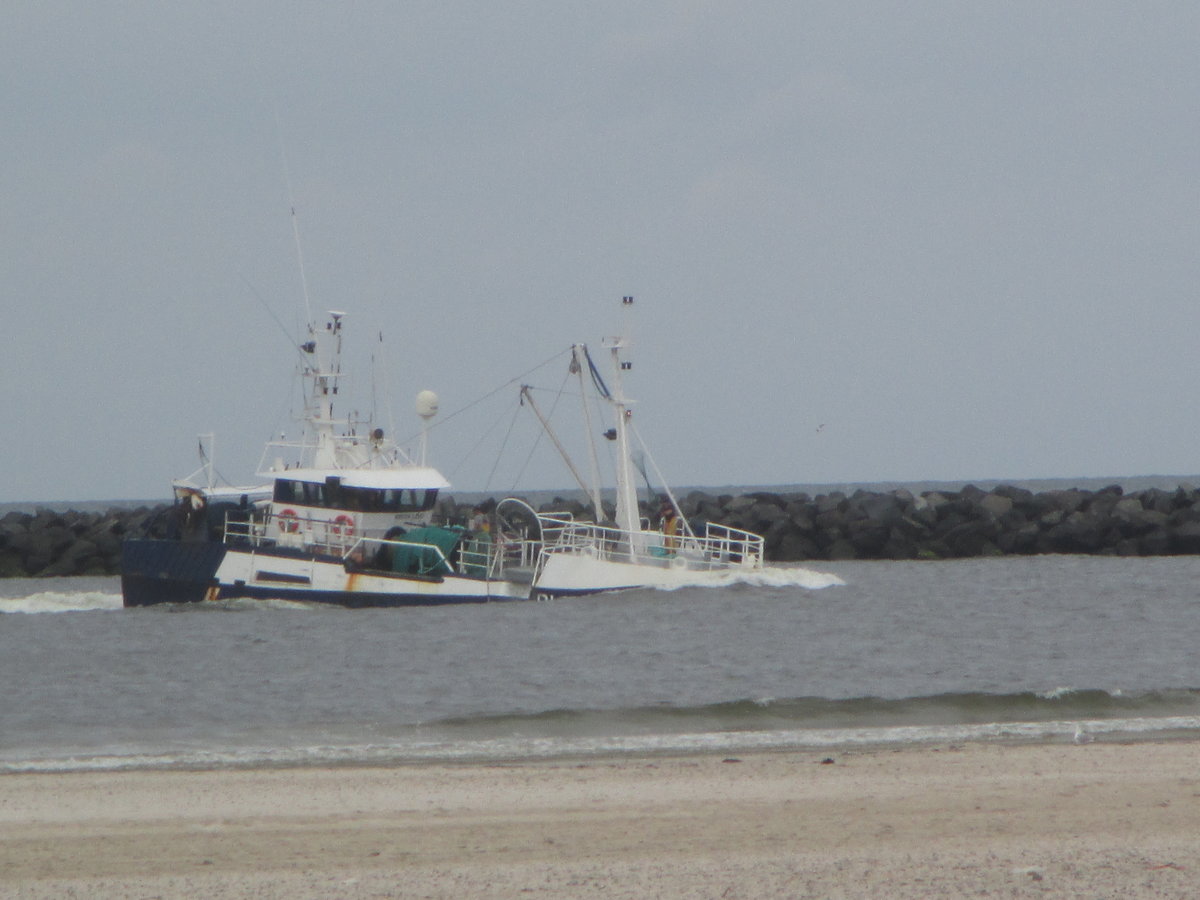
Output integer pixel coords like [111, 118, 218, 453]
[278, 509, 300, 533]
[332, 514, 355, 538]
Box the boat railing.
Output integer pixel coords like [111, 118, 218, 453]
[455, 536, 493, 577]
[458, 532, 540, 579]
[700, 521, 765, 567]
[222, 510, 360, 556]
[528, 511, 576, 546]
[537, 514, 626, 560]
[221, 509, 543, 580]
[221, 514, 263, 546]
[535, 514, 764, 570]
[347, 532, 542, 580]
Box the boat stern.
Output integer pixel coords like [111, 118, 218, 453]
[120, 539, 227, 606]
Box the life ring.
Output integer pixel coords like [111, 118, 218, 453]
[332, 514, 355, 538]
[278, 508, 300, 533]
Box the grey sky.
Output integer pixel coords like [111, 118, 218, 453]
[4, 2, 1199, 502]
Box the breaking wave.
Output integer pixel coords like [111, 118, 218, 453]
[656, 564, 845, 592]
[728, 565, 846, 590]
[5, 688, 1200, 773]
[0, 591, 123, 614]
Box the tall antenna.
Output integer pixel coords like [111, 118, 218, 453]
[274, 107, 313, 325]
[288, 197, 314, 327]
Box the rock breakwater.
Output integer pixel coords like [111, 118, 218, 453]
[452, 482, 1200, 563]
[682, 482, 1200, 561]
[0, 506, 163, 578]
[6, 482, 1200, 577]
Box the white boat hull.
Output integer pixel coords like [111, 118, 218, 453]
[532, 550, 756, 598]
[215, 548, 529, 604]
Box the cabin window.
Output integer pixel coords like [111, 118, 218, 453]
[273, 480, 437, 512]
[273, 480, 301, 504]
[273, 479, 326, 506]
[342, 486, 438, 512]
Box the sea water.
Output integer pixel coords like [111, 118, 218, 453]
[2, 555, 1200, 772]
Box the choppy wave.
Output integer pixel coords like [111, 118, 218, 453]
[730, 565, 845, 589]
[427, 688, 1200, 736]
[6, 688, 1200, 773]
[149, 596, 319, 613]
[6, 715, 1199, 774]
[0, 590, 123, 614]
[657, 565, 845, 592]
[3, 566, 841, 613]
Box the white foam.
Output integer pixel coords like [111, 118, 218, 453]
[13, 715, 1194, 774]
[736, 566, 846, 590]
[1037, 686, 1078, 700]
[675, 565, 844, 591]
[0, 591, 124, 614]
[213, 596, 318, 612]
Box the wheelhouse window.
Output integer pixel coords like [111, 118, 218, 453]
[344, 486, 438, 512]
[274, 479, 302, 505]
[273, 479, 437, 513]
[273, 479, 327, 506]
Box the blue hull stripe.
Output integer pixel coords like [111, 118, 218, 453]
[217, 584, 526, 607]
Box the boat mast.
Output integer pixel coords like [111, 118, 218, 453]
[571, 344, 607, 522]
[605, 296, 641, 539]
[302, 311, 346, 469]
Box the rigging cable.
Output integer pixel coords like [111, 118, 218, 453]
[511, 371, 572, 490]
[628, 420, 697, 540]
[239, 274, 307, 362]
[482, 404, 522, 493]
[446, 396, 522, 486]
[572, 345, 605, 521]
[196, 438, 236, 490]
[582, 345, 612, 400]
[394, 347, 572, 448]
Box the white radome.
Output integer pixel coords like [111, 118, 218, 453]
[416, 390, 439, 420]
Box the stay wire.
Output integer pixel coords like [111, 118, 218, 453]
[511, 367, 573, 490]
[583, 345, 611, 399]
[446, 395, 521, 485]
[483, 405, 522, 493]
[239, 274, 305, 362]
[395, 347, 572, 447]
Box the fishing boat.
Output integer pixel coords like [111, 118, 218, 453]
[121, 300, 766, 607]
[516, 296, 765, 597]
[122, 310, 537, 606]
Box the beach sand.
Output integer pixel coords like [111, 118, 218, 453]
[2, 740, 1198, 898]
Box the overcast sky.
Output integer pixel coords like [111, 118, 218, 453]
[4, 2, 1199, 502]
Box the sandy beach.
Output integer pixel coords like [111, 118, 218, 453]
[2, 740, 1198, 898]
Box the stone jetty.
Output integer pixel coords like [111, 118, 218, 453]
[5, 482, 1200, 577]
[0, 506, 152, 577]
[446, 482, 1200, 562]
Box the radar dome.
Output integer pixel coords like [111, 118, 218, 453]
[416, 390, 440, 420]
